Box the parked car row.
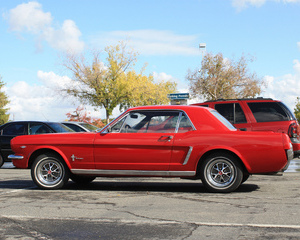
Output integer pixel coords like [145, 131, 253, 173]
[2, 98, 298, 193]
[8, 105, 293, 193]
[0, 121, 98, 167]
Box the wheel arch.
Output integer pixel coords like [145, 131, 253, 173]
[28, 148, 71, 170]
[196, 149, 249, 177]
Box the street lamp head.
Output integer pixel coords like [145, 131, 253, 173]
[199, 43, 206, 49]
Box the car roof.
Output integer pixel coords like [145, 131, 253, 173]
[0, 121, 62, 126]
[127, 105, 207, 111]
[201, 98, 277, 103]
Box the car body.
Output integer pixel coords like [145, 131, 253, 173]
[61, 122, 99, 132]
[0, 121, 74, 167]
[9, 105, 293, 193]
[192, 98, 300, 157]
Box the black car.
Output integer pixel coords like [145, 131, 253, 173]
[0, 121, 74, 167]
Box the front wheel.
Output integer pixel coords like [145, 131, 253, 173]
[200, 153, 243, 193]
[31, 153, 69, 190]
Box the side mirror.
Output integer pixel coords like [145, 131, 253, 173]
[100, 126, 111, 135]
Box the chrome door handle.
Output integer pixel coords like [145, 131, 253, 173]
[159, 135, 173, 142]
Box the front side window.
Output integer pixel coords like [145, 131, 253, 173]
[110, 111, 181, 133]
[215, 103, 247, 124]
[247, 102, 290, 122]
[29, 123, 53, 134]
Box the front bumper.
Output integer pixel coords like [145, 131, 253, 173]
[8, 154, 24, 160]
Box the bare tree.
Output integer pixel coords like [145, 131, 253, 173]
[186, 52, 265, 100]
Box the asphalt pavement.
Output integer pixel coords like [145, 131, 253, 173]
[0, 161, 300, 239]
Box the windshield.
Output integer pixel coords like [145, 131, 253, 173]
[211, 110, 237, 131]
[48, 123, 75, 132]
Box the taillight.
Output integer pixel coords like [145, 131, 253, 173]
[288, 123, 300, 138]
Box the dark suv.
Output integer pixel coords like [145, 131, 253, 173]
[192, 98, 300, 157]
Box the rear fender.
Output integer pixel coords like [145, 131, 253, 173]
[197, 146, 251, 173]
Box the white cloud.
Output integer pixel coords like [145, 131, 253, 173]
[90, 30, 200, 56]
[262, 59, 300, 110]
[232, 0, 300, 11]
[6, 1, 52, 33]
[5, 1, 84, 53]
[152, 72, 174, 82]
[5, 71, 98, 121]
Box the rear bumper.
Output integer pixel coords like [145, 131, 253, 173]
[282, 147, 294, 172]
[291, 137, 300, 157]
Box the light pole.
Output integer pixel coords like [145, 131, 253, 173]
[199, 43, 206, 72]
[199, 43, 206, 59]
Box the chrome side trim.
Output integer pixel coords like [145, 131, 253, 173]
[71, 169, 196, 177]
[8, 154, 24, 160]
[183, 146, 193, 165]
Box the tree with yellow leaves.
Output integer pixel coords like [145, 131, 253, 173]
[0, 76, 9, 125]
[61, 42, 177, 123]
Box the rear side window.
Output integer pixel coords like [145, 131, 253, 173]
[215, 103, 247, 124]
[1, 123, 26, 135]
[247, 102, 291, 122]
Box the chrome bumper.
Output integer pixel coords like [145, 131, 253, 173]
[283, 147, 294, 172]
[8, 154, 24, 160]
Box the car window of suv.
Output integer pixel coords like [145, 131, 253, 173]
[215, 103, 247, 124]
[1, 123, 26, 135]
[247, 102, 289, 122]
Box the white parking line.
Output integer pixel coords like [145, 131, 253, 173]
[194, 222, 300, 229]
[2, 215, 300, 229]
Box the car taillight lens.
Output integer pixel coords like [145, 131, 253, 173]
[288, 123, 300, 138]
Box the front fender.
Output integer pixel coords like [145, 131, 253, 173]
[28, 145, 72, 170]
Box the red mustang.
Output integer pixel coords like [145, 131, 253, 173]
[9, 105, 293, 193]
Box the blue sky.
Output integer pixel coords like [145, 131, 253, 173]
[1, 0, 300, 121]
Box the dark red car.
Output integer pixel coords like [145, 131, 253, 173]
[9, 105, 293, 193]
[192, 98, 300, 157]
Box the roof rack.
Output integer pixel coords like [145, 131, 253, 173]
[204, 97, 273, 103]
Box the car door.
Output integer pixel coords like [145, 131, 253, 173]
[0, 122, 27, 160]
[94, 110, 179, 171]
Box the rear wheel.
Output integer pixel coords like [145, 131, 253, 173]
[31, 153, 69, 190]
[200, 153, 243, 193]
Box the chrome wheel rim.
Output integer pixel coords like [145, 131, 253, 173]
[36, 159, 63, 186]
[205, 157, 236, 188]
